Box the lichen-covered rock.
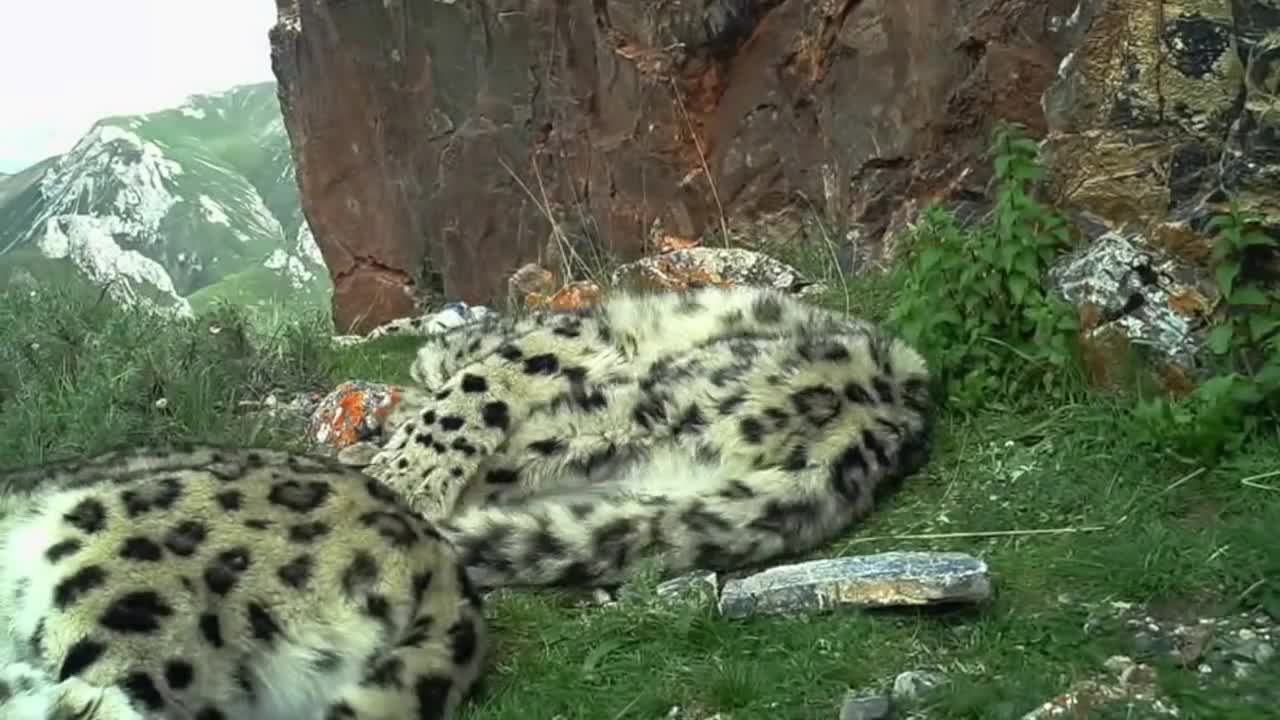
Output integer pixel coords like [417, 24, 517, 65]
[1056, 596, 1280, 714]
[717, 552, 992, 619]
[1039, 1, 1279, 393]
[1042, 0, 1280, 233]
[838, 693, 893, 720]
[535, 281, 605, 312]
[506, 263, 556, 309]
[892, 670, 947, 703]
[611, 247, 823, 297]
[1048, 230, 1217, 389]
[306, 381, 428, 450]
[332, 302, 493, 346]
[655, 571, 720, 604]
[1021, 655, 1177, 719]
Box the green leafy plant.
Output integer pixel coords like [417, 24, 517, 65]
[1131, 373, 1263, 460]
[888, 122, 1080, 410]
[1205, 204, 1280, 386]
[1131, 203, 1280, 461]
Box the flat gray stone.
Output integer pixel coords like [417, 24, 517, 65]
[839, 693, 892, 720]
[1047, 231, 1207, 370]
[717, 551, 991, 619]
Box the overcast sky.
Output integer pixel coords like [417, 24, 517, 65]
[0, 1, 277, 173]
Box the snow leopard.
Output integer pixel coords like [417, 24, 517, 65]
[0, 445, 486, 719]
[366, 285, 933, 590]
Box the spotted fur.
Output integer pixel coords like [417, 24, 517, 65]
[367, 285, 933, 590]
[0, 445, 487, 719]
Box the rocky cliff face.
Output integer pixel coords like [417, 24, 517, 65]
[1043, 0, 1280, 252]
[1037, 0, 1280, 389]
[269, 0, 1077, 333]
[269, 0, 1278, 337]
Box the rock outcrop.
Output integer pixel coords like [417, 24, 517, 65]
[269, 0, 1280, 344]
[269, 0, 1075, 333]
[1039, 0, 1280, 389]
[1043, 0, 1280, 240]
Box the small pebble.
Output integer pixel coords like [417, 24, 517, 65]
[892, 670, 946, 702]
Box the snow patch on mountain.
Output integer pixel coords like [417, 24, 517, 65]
[261, 223, 327, 290]
[36, 215, 192, 316]
[243, 192, 286, 243]
[295, 223, 325, 267]
[264, 248, 313, 289]
[1, 81, 331, 314]
[36, 124, 183, 245]
[199, 194, 231, 226]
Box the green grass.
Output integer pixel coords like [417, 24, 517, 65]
[186, 265, 332, 318]
[1, 279, 1277, 719]
[465, 403, 1280, 720]
[0, 285, 438, 464]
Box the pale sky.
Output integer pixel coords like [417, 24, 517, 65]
[0, 1, 277, 173]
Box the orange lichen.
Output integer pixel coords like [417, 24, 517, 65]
[549, 281, 603, 311]
[652, 256, 735, 290]
[321, 383, 404, 448]
[659, 234, 700, 252]
[524, 281, 604, 312]
[327, 383, 368, 447]
[1150, 220, 1214, 265]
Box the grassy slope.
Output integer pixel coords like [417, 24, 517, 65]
[185, 263, 331, 318]
[0, 275, 1276, 720]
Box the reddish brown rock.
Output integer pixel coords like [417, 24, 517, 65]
[330, 266, 416, 335]
[270, 0, 1075, 329]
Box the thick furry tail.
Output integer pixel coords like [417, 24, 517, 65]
[442, 421, 931, 590]
[444, 315, 934, 590]
[442, 485, 799, 590]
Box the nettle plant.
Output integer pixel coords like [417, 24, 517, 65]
[889, 122, 1079, 410]
[1134, 203, 1280, 460]
[1206, 204, 1280, 381]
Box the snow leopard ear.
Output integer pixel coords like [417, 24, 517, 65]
[882, 337, 931, 405]
[885, 335, 930, 380]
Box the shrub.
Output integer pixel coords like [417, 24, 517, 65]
[888, 122, 1080, 410]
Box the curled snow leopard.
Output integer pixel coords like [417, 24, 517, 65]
[366, 285, 933, 591]
[0, 445, 487, 719]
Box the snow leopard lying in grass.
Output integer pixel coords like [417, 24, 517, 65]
[367, 285, 933, 590]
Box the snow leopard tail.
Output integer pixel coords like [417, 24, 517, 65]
[442, 369, 932, 590]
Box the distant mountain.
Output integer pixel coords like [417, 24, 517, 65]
[0, 82, 331, 316]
